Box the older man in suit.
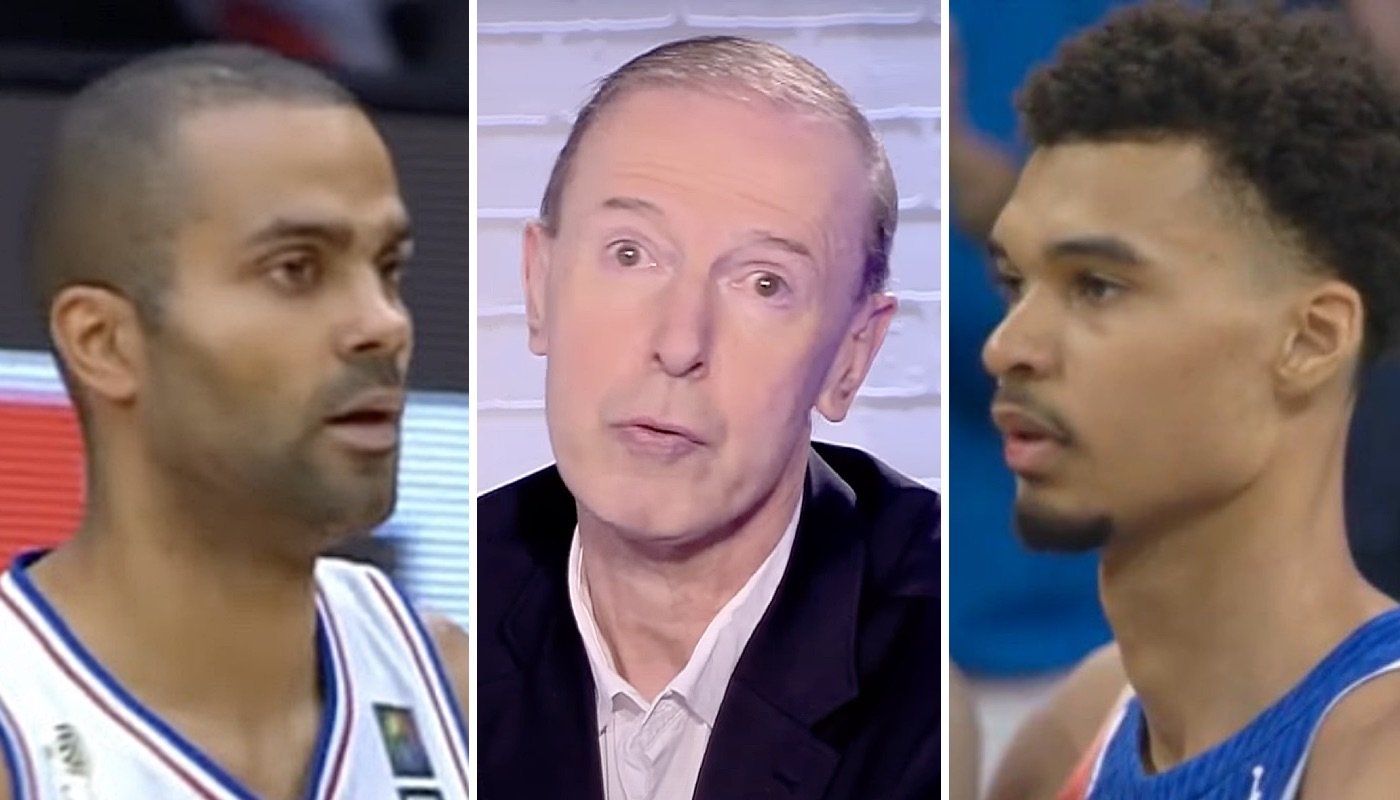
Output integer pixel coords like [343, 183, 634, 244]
[477, 35, 940, 800]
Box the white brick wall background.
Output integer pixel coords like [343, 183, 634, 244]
[477, 0, 942, 492]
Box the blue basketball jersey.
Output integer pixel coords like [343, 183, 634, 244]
[1082, 608, 1400, 799]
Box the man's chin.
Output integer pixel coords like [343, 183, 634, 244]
[310, 504, 395, 562]
[1013, 499, 1114, 554]
[312, 479, 398, 534]
[600, 508, 703, 545]
[582, 495, 733, 557]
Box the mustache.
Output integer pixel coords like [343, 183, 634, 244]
[991, 382, 1076, 444]
[318, 357, 405, 414]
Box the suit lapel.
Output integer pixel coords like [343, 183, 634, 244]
[483, 469, 607, 800]
[693, 450, 865, 800]
[690, 681, 842, 799]
[500, 570, 606, 800]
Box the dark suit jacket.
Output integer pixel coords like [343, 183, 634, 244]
[478, 442, 941, 800]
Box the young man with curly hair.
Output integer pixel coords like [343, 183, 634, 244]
[980, 4, 1400, 798]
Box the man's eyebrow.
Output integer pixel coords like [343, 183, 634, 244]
[600, 196, 665, 217]
[1045, 235, 1147, 267]
[378, 218, 415, 252]
[986, 239, 1009, 263]
[985, 235, 1148, 268]
[596, 200, 812, 260]
[740, 230, 813, 260]
[246, 215, 355, 249]
[244, 214, 414, 252]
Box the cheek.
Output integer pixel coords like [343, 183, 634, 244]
[714, 330, 829, 433]
[155, 320, 312, 433]
[1084, 323, 1274, 494]
[546, 297, 635, 400]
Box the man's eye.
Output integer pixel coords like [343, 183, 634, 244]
[1074, 273, 1125, 304]
[607, 240, 654, 268]
[750, 270, 789, 299]
[379, 257, 404, 286]
[268, 254, 321, 291]
[992, 271, 1023, 303]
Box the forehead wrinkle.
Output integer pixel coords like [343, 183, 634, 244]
[575, 88, 864, 241]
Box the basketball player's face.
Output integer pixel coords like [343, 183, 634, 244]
[522, 87, 893, 546]
[984, 140, 1291, 551]
[140, 102, 413, 539]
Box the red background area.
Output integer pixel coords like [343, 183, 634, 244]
[0, 400, 83, 565]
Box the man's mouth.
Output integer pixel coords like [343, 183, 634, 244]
[991, 404, 1069, 475]
[613, 416, 707, 460]
[324, 390, 405, 454]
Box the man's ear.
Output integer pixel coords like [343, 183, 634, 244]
[523, 222, 553, 356]
[815, 292, 898, 422]
[49, 285, 145, 408]
[1275, 278, 1363, 399]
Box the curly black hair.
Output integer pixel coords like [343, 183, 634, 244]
[1018, 1, 1400, 362]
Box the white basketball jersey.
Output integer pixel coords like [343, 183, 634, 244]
[0, 552, 469, 799]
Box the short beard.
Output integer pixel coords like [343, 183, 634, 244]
[1014, 502, 1114, 553]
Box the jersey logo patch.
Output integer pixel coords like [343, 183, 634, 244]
[44, 723, 96, 799]
[375, 703, 436, 779]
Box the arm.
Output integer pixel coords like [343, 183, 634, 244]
[985, 644, 1127, 800]
[949, 125, 1020, 242]
[1310, 721, 1400, 798]
[1334, 755, 1400, 800]
[425, 612, 470, 717]
[947, 21, 1021, 241]
[0, 753, 11, 800]
[949, 665, 981, 800]
[1298, 680, 1400, 798]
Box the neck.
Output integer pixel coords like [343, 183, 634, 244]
[29, 446, 328, 728]
[578, 449, 806, 700]
[1101, 421, 1393, 772]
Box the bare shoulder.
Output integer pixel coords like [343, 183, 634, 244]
[1299, 672, 1400, 798]
[0, 753, 10, 800]
[424, 612, 470, 715]
[985, 642, 1129, 800]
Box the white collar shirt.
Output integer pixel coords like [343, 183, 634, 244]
[566, 502, 800, 800]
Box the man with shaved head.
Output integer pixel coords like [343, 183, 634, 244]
[0, 45, 467, 799]
[478, 35, 940, 800]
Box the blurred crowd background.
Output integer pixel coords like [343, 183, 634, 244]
[0, 0, 470, 80]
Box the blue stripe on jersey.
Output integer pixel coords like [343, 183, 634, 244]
[1092, 607, 1400, 799]
[299, 609, 340, 800]
[0, 695, 28, 800]
[381, 574, 469, 752]
[9, 550, 344, 800]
